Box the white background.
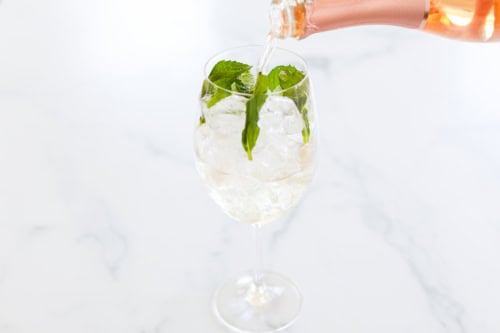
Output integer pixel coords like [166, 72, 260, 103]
[1, 0, 500, 332]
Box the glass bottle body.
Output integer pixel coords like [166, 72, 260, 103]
[271, 0, 500, 42]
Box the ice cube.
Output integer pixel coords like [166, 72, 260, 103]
[204, 95, 247, 134]
[198, 131, 249, 175]
[248, 96, 304, 180]
[252, 140, 302, 181]
[197, 94, 309, 182]
[258, 96, 302, 134]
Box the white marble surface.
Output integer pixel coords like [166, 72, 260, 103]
[1, 0, 500, 332]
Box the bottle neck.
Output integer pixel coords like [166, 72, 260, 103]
[269, 0, 308, 39]
[270, 0, 430, 39]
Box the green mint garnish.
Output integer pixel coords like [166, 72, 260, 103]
[208, 60, 252, 82]
[205, 80, 231, 108]
[301, 107, 310, 143]
[268, 65, 310, 143]
[268, 65, 304, 90]
[200, 60, 311, 158]
[232, 71, 255, 94]
[201, 60, 253, 108]
[242, 73, 268, 160]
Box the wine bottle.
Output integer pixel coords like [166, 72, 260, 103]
[270, 0, 500, 42]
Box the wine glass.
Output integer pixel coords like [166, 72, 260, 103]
[194, 45, 317, 332]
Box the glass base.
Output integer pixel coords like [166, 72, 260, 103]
[213, 271, 302, 333]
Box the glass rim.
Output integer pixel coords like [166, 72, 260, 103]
[204, 44, 309, 97]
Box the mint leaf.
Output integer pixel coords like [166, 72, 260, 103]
[268, 65, 305, 91]
[253, 72, 269, 95]
[201, 79, 210, 98]
[206, 87, 231, 108]
[268, 65, 310, 143]
[232, 71, 255, 94]
[208, 60, 251, 82]
[290, 80, 311, 144]
[199, 115, 206, 126]
[301, 107, 310, 143]
[206, 76, 240, 107]
[202, 60, 254, 108]
[242, 73, 268, 160]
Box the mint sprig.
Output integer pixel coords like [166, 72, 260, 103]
[268, 65, 304, 90]
[201, 60, 253, 108]
[268, 65, 310, 143]
[208, 60, 251, 82]
[242, 73, 268, 160]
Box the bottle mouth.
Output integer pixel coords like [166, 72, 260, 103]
[269, 0, 294, 38]
[269, 0, 308, 39]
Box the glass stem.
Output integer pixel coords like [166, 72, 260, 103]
[253, 223, 264, 287]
